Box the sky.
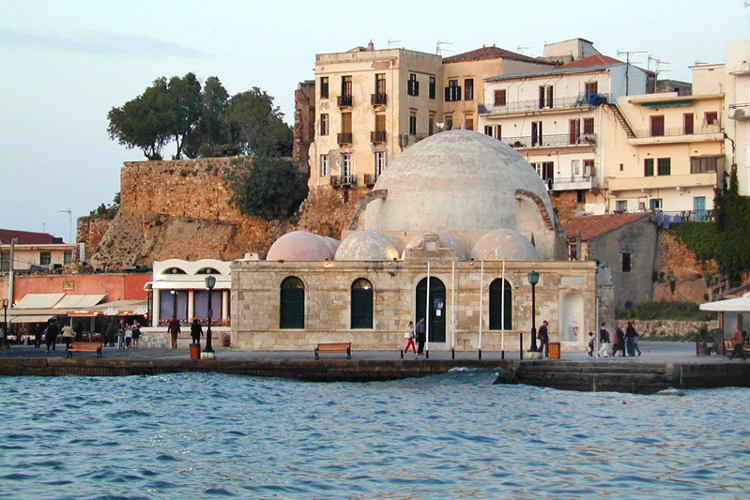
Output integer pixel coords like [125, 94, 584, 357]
[1, 0, 748, 243]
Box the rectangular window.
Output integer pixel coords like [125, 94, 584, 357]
[531, 121, 543, 146]
[539, 85, 553, 108]
[464, 115, 473, 131]
[650, 115, 664, 136]
[622, 252, 631, 273]
[375, 73, 386, 95]
[684, 113, 694, 134]
[532, 162, 554, 181]
[341, 112, 352, 134]
[1, 251, 9, 271]
[644, 158, 654, 176]
[409, 111, 417, 135]
[319, 154, 328, 177]
[585, 81, 598, 96]
[583, 118, 594, 135]
[657, 157, 671, 176]
[616, 200, 628, 212]
[320, 77, 329, 99]
[464, 78, 474, 101]
[649, 198, 662, 210]
[341, 76, 352, 98]
[569, 119, 581, 144]
[64, 250, 72, 265]
[496, 124, 501, 139]
[572, 159, 581, 176]
[494, 89, 506, 106]
[445, 80, 461, 102]
[407, 73, 419, 96]
[429, 76, 436, 99]
[375, 151, 387, 179]
[705, 111, 718, 125]
[40, 252, 51, 266]
[484, 125, 494, 137]
[341, 153, 352, 178]
[690, 156, 723, 173]
[375, 113, 385, 132]
[576, 190, 585, 203]
[319, 114, 328, 136]
[583, 159, 595, 177]
[445, 115, 453, 130]
[429, 112, 435, 135]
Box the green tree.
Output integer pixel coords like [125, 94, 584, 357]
[227, 88, 293, 156]
[167, 73, 203, 159]
[225, 155, 307, 220]
[187, 76, 234, 158]
[107, 77, 172, 160]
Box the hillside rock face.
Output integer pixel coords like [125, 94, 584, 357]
[653, 231, 717, 303]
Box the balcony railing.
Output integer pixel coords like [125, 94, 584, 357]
[633, 124, 721, 138]
[330, 175, 358, 188]
[337, 95, 353, 107]
[481, 93, 612, 115]
[364, 174, 375, 186]
[337, 132, 353, 145]
[370, 130, 387, 143]
[501, 133, 597, 149]
[552, 175, 595, 190]
[652, 209, 713, 228]
[371, 93, 387, 105]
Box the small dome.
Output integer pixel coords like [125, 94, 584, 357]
[266, 231, 335, 261]
[335, 230, 400, 261]
[471, 229, 540, 261]
[404, 232, 467, 259]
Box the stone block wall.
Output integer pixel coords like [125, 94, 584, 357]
[653, 231, 717, 303]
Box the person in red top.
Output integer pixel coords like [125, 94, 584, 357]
[729, 325, 746, 360]
[168, 317, 181, 349]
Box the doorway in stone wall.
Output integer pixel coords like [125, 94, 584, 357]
[416, 277, 446, 343]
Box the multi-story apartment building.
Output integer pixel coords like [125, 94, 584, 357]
[0, 229, 78, 272]
[479, 52, 654, 215]
[725, 39, 750, 197]
[606, 65, 725, 218]
[307, 42, 555, 190]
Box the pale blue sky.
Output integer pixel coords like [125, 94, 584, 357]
[1, 0, 747, 242]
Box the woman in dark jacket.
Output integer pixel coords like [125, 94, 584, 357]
[190, 319, 203, 348]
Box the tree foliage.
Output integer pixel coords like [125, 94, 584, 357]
[225, 155, 307, 220]
[107, 75, 292, 160]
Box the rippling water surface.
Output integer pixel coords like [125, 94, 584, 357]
[1, 370, 749, 499]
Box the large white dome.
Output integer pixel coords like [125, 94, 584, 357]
[363, 130, 554, 236]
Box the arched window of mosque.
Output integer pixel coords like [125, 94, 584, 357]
[197, 267, 221, 275]
[489, 279, 512, 330]
[280, 277, 304, 329]
[351, 278, 373, 329]
[164, 267, 187, 274]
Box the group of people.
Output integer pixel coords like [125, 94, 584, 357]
[403, 318, 427, 355]
[589, 321, 642, 357]
[104, 319, 141, 349]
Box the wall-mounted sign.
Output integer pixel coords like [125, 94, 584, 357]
[62, 280, 75, 291]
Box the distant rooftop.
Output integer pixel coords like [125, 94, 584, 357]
[559, 54, 624, 69]
[0, 229, 63, 245]
[562, 213, 650, 241]
[442, 46, 553, 65]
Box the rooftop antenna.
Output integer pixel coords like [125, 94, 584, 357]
[647, 55, 670, 75]
[436, 40, 453, 55]
[59, 209, 72, 243]
[516, 45, 531, 55]
[387, 39, 402, 48]
[694, 60, 708, 66]
[617, 49, 647, 96]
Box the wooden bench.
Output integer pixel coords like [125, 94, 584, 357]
[314, 342, 351, 360]
[724, 340, 750, 356]
[66, 341, 103, 358]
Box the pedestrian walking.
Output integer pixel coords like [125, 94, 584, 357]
[33, 323, 43, 348]
[415, 318, 426, 355]
[403, 320, 417, 355]
[131, 321, 141, 349]
[190, 319, 203, 348]
[611, 324, 626, 357]
[625, 321, 641, 356]
[168, 317, 181, 349]
[105, 320, 117, 347]
[117, 318, 126, 350]
[45, 319, 59, 351]
[124, 324, 133, 348]
[537, 320, 550, 357]
[587, 331, 595, 356]
[61, 324, 74, 350]
[598, 322, 610, 358]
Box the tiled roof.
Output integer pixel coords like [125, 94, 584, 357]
[559, 54, 624, 69]
[562, 213, 650, 241]
[0, 228, 61, 244]
[442, 46, 551, 65]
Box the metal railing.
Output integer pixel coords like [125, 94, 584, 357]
[371, 93, 387, 105]
[337, 95, 353, 107]
[481, 93, 612, 115]
[331, 175, 358, 188]
[500, 133, 596, 149]
[633, 125, 721, 138]
[364, 174, 375, 186]
[552, 175, 594, 188]
[337, 132, 352, 145]
[370, 130, 387, 143]
[653, 209, 713, 224]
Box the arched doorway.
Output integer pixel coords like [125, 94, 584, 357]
[489, 279, 512, 330]
[416, 277, 446, 343]
[280, 277, 304, 329]
[351, 278, 373, 329]
[560, 292, 584, 342]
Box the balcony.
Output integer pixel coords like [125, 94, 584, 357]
[337, 132, 353, 145]
[364, 174, 375, 186]
[501, 133, 597, 149]
[552, 175, 595, 191]
[371, 93, 387, 106]
[331, 175, 357, 188]
[632, 124, 721, 138]
[481, 93, 611, 115]
[337, 95, 353, 107]
[370, 130, 387, 143]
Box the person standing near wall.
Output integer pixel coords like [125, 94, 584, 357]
[45, 319, 59, 352]
[403, 320, 416, 355]
[537, 320, 549, 357]
[190, 319, 203, 348]
[415, 318, 426, 355]
[61, 323, 74, 350]
[168, 317, 181, 349]
[598, 322, 610, 358]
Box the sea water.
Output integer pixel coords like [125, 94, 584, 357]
[0, 370, 748, 499]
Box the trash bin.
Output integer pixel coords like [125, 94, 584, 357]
[549, 342, 561, 360]
[189, 343, 200, 360]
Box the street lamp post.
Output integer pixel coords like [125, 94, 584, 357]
[204, 276, 216, 353]
[528, 270, 539, 352]
[2, 299, 8, 344]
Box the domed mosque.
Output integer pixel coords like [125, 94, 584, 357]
[231, 131, 600, 353]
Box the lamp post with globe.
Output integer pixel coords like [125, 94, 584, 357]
[204, 275, 216, 354]
[528, 270, 540, 352]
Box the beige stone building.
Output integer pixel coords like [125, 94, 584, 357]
[233, 131, 602, 352]
[1, 229, 78, 272]
[725, 39, 750, 197]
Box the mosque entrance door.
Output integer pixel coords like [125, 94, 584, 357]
[416, 277, 446, 343]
